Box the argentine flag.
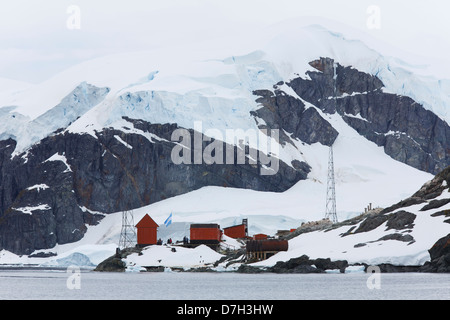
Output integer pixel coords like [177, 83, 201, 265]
[164, 212, 172, 227]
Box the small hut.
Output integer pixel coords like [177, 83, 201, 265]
[135, 214, 159, 246]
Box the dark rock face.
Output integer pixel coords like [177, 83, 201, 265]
[0, 118, 307, 255]
[385, 210, 416, 231]
[420, 198, 450, 212]
[428, 234, 450, 262]
[279, 57, 450, 174]
[352, 214, 388, 234]
[339, 92, 449, 174]
[421, 234, 450, 273]
[94, 247, 140, 272]
[251, 88, 339, 147]
[341, 209, 416, 236]
[267, 255, 348, 274]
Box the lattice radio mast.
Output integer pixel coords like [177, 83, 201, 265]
[118, 208, 137, 249]
[118, 135, 138, 250]
[325, 146, 338, 223]
[325, 61, 338, 224]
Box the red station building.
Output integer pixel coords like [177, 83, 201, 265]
[223, 219, 248, 239]
[135, 214, 159, 246]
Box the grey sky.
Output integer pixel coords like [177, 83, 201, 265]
[1, 0, 449, 83]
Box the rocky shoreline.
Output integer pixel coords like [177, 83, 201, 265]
[94, 233, 450, 274]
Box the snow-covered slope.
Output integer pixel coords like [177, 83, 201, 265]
[252, 172, 450, 269]
[253, 202, 448, 268]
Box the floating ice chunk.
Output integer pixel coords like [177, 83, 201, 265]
[40, 252, 96, 268]
[345, 265, 366, 273]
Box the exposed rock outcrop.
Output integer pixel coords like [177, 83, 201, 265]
[0, 118, 306, 255]
[257, 57, 450, 174]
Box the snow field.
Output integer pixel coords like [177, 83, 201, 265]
[124, 244, 223, 271]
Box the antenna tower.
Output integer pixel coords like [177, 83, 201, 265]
[325, 60, 338, 224]
[325, 146, 338, 223]
[118, 209, 137, 249]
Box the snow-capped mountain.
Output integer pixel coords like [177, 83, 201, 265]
[0, 21, 449, 257]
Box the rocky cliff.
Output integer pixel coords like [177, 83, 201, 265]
[0, 118, 306, 255]
[253, 57, 449, 174]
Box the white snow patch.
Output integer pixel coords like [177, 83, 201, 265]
[44, 153, 72, 173]
[114, 135, 132, 149]
[124, 244, 223, 270]
[26, 184, 50, 192]
[13, 204, 51, 215]
[343, 112, 369, 122]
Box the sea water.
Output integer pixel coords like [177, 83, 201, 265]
[0, 269, 448, 300]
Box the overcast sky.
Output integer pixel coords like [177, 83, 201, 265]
[1, 0, 449, 83]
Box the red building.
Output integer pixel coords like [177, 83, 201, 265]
[190, 224, 222, 244]
[253, 233, 268, 240]
[135, 214, 159, 246]
[223, 219, 248, 239]
[224, 224, 246, 239]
